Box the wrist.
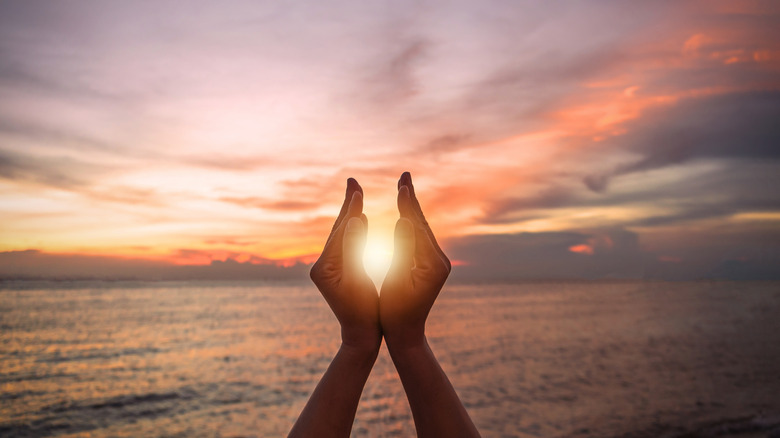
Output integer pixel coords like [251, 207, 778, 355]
[384, 331, 427, 357]
[339, 340, 381, 363]
[340, 326, 382, 354]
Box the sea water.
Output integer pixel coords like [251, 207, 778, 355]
[2, 281, 779, 437]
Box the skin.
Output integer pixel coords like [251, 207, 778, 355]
[382, 172, 481, 438]
[288, 178, 380, 438]
[289, 173, 480, 438]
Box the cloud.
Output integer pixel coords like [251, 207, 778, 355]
[583, 90, 780, 192]
[445, 228, 646, 281]
[630, 197, 780, 227]
[202, 237, 257, 247]
[0, 149, 90, 189]
[182, 154, 290, 172]
[219, 196, 321, 211]
[482, 187, 575, 223]
[0, 149, 163, 205]
[4, 219, 779, 282]
[480, 151, 780, 230]
[445, 222, 780, 281]
[0, 1, 778, 283]
[0, 250, 310, 281]
[0, 55, 121, 102]
[421, 133, 471, 155]
[0, 118, 119, 153]
[365, 37, 427, 106]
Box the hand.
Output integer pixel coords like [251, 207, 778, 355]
[310, 178, 380, 352]
[380, 172, 452, 350]
[290, 178, 380, 438]
[293, 174, 479, 438]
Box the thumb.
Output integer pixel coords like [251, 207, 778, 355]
[342, 216, 367, 272]
[389, 217, 415, 278]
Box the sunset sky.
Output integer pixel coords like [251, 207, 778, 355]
[1, 1, 779, 280]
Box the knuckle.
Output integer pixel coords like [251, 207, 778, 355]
[443, 256, 452, 273]
[309, 263, 323, 282]
[432, 260, 450, 279]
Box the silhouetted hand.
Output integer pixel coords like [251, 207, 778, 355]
[289, 178, 381, 438]
[378, 172, 480, 438]
[292, 174, 479, 438]
[309, 178, 381, 351]
[380, 172, 452, 349]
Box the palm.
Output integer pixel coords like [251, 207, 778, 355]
[310, 178, 380, 349]
[380, 173, 450, 346]
[316, 252, 377, 332]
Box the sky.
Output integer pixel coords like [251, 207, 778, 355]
[1, 0, 779, 281]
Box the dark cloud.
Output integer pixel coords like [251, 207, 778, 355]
[482, 187, 575, 223]
[445, 228, 646, 281]
[485, 161, 780, 227]
[4, 220, 779, 281]
[0, 149, 89, 189]
[0, 57, 120, 102]
[445, 224, 780, 282]
[583, 91, 780, 192]
[0, 118, 120, 153]
[421, 133, 471, 155]
[0, 118, 291, 173]
[0, 250, 310, 281]
[642, 221, 780, 280]
[707, 257, 780, 281]
[631, 198, 780, 227]
[0, 149, 162, 205]
[363, 37, 428, 107]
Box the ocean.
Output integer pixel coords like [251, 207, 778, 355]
[1, 280, 779, 437]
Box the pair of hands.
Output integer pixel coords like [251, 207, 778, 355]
[309, 172, 451, 353]
[294, 172, 480, 438]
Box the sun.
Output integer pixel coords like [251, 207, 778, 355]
[362, 235, 394, 286]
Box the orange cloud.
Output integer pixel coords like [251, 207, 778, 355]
[568, 244, 594, 255]
[219, 196, 321, 211]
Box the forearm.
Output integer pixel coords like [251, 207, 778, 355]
[387, 337, 481, 438]
[289, 343, 379, 438]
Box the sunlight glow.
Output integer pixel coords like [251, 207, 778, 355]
[363, 236, 393, 286]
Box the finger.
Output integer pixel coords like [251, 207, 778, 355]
[342, 216, 367, 271]
[397, 184, 416, 220]
[322, 190, 364, 258]
[398, 172, 451, 270]
[329, 178, 363, 237]
[397, 185, 440, 268]
[388, 217, 415, 281]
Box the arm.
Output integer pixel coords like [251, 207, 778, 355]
[289, 178, 381, 438]
[380, 172, 481, 438]
[288, 344, 378, 437]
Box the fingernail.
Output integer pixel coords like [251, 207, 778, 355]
[350, 190, 362, 206]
